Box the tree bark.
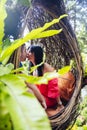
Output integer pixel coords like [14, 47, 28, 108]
[24, 0, 80, 70]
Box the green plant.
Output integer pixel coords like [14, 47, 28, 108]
[70, 96, 87, 130]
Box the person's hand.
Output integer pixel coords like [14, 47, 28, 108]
[25, 81, 33, 88]
[41, 101, 47, 110]
[25, 81, 47, 109]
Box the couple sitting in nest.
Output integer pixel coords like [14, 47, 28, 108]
[20, 45, 75, 117]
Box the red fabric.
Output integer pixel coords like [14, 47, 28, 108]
[36, 78, 60, 108]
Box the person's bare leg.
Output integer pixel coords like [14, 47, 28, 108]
[46, 97, 64, 116]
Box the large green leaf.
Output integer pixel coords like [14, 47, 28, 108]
[17, 74, 48, 85]
[0, 14, 67, 64]
[1, 76, 51, 130]
[16, 65, 71, 85]
[0, 74, 26, 94]
[23, 14, 67, 40]
[32, 29, 62, 39]
[0, 0, 7, 46]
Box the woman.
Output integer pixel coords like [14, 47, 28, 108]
[26, 45, 64, 116]
[20, 45, 47, 109]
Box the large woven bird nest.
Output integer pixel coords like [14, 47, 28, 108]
[20, 1, 83, 130]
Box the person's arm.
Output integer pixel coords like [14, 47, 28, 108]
[25, 81, 47, 109]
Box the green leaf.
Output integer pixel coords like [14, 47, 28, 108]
[11, 67, 24, 73]
[17, 74, 48, 85]
[0, 14, 67, 64]
[1, 80, 51, 130]
[0, 74, 26, 94]
[0, 0, 7, 46]
[58, 66, 71, 75]
[32, 29, 62, 39]
[24, 14, 67, 40]
[83, 125, 87, 130]
[17, 66, 71, 85]
[18, 72, 58, 85]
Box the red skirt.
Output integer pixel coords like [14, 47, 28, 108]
[36, 78, 60, 108]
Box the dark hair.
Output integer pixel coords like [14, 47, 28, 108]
[29, 45, 44, 76]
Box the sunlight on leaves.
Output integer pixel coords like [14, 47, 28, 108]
[58, 66, 71, 75]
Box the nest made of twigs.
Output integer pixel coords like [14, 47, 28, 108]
[11, 1, 83, 129]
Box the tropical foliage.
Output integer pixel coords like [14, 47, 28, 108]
[69, 96, 87, 130]
[65, 0, 87, 129]
[64, 0, 87, 87]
